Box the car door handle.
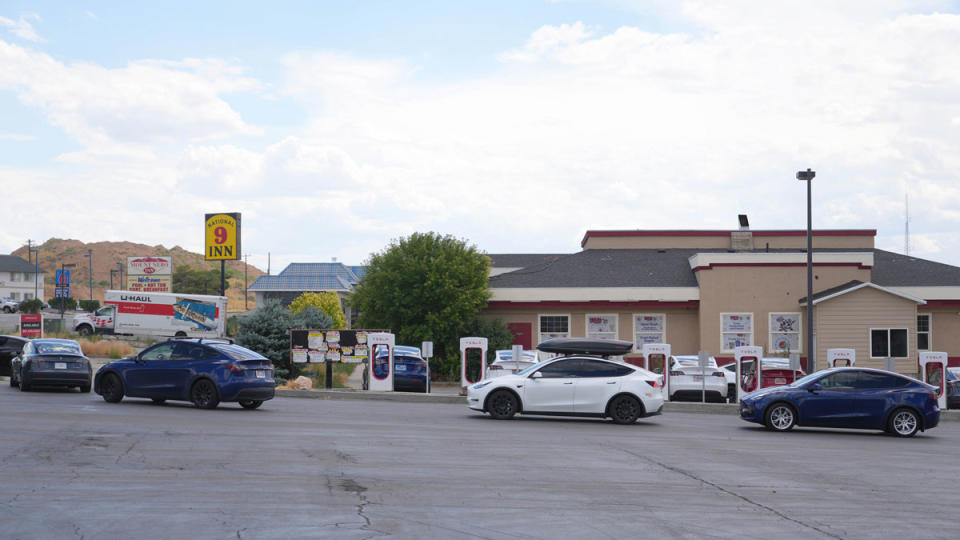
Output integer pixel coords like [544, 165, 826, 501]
[563, 382, 573, 385]
[606, 381, 617, 384]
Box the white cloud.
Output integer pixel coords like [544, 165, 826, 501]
[0, 13, 42, 42]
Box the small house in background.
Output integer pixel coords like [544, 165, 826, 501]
[0, 255, 45, 302]
[247, 262, 366, 324]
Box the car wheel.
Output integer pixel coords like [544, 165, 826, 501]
[190, 379, 220, 409]
[80, 384, 91, 393]
[101, 373, 124, 403]
[764, 403, 796, 432]
[2, 307, 11, 313]
[151, 398, 166, 405]
[888, 408, 920, 437]
[77, 325, 92, 336]
[487, 390, 518, 420]
[239, 400, 263, 410]
[175, 331, 187, 338]
[609, 395, 642, 425]
[8, 374, 15, 387]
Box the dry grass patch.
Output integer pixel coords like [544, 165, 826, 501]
[78, 339, 136, 359]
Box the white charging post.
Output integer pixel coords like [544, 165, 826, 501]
[421, 341, 433, 394]
[827, 348, 855, 368]
[641, 343, 670, 399]
[460, 336, 488, 392]
[919, 351, 948, 409]
[367, 332, 395, 392]
[735, 346, 763, 403]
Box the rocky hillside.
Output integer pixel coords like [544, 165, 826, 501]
[12, 239, 265, 313]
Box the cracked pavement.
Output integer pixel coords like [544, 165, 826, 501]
[0, 384, 957, 539]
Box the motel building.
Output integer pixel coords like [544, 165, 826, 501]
[482, 224, 960, 373]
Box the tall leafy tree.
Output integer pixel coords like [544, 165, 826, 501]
[350, 232, 491, 373]
[173, 265, 230, 295]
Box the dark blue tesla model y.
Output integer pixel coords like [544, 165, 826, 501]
[739, 367, 940, 437]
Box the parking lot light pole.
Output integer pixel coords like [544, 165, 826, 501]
[796, 168, 816, 372]
[83, 249, 93, 300]
[109, 269, 117, 290]
[116, 261, 124, 291]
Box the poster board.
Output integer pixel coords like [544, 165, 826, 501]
[290, 329, 388, 364]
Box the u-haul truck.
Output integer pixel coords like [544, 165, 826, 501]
[72, 290, 227, 338]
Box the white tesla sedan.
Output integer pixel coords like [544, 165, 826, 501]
[467, 338, 665, 424]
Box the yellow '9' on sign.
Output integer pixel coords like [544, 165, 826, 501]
[204, 213, 241, 260]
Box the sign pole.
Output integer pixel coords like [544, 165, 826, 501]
[220, 260, 226, 296]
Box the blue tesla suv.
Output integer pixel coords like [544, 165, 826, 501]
[739, 367, 940, 437]
[94, 339, 275, 409]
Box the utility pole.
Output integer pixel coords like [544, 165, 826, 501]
[116, 261, 124, 291]
[26, 239, 33, 263]
[244, 253, 249, 311]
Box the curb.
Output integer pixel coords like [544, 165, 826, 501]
[274, 389, 960, 421]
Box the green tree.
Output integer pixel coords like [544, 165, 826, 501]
[464, 318, 515, 364]
[350, 232, 491, 378]
[18, 299, 43, 314]
[290, 306, 334, 330]
[235, 300, 292, 383]
[289, 292, 346, 329]
[173, 265, 230, 295]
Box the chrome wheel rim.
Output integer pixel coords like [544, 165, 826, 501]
[771, 406, 793, 430]
[893, 411, 917, 435]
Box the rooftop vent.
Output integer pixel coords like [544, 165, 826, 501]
[732, 215, 753, 251]
[738, 214, 750, 230]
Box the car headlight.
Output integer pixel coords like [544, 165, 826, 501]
[472, 381, 492, 390]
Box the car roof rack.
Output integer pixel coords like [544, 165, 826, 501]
[536, 338, 634, 358]
[170, 336, 234, 344]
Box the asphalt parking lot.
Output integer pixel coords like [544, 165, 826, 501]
[1, 385, 957, 539]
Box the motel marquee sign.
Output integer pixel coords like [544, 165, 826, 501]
[204, 213, 241, 261]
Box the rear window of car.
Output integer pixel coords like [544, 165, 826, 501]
[210, 343, 267, 360]
[35, 342, 82, 355]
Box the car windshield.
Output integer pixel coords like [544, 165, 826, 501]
[35, 342, 83, 355]
[517, 360, 551, 376]
[789, 371, 827, 387]
[210, 343, 266, 360]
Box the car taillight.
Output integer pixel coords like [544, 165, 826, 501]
[645, 379, 660, 388]
[669, 371, 682, 376]
[927, 393, 938, 400]
[228, 363, 244, 373]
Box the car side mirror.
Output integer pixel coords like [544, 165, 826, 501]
[530, 372, 543, 379]
[808, 383, 822, 393]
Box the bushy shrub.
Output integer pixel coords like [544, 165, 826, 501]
[235, 300, 293, 384]
[18, 299, 43, 314]
[49, 297, 78, 310]
[289, 292, 346, 329]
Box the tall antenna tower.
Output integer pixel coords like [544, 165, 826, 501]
[904, 193, 910, 256]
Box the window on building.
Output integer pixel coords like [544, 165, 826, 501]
[539, 315, 569, 341]
[10, 292, 20, 300]
[917, 314, 930, 351]
[870, 328, 908, 358]
[721, 313, 753, 352]
[633, 314, 665, 347]
[769, 312, 801, 353]
[586, 314, 618, 340]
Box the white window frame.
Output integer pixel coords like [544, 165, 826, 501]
[585, 313, 619, 341]
[869, 328, 910, 359]
[538, 314, 570, 344]
[917, 314, 931, 352]
[633, 313, 666, 348]
[721, 312, 754, 353]
[768, 312, 802, 354]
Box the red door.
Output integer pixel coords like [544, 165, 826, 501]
[507, 323, 533, 349]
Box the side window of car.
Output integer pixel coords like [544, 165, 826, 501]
[172, 343, 210, 361]
[817, 371, 858, 388]
[578, 359, 633, 377]
[855, 372, 907, 389]
[140, 343, 177, 362]
[536, 359, 582, 378]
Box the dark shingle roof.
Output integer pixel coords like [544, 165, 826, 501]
[871, 249, 960, 286]
[248, 275, 353, 292]
[487, 253, 567, 268]
[489, 249, 701, 288]
[0, 255, 38, 272]
[797, 280, 864, 304]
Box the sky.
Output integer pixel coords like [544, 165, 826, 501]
[2, 0, 960, 273]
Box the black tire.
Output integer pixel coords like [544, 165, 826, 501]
[19, 374, 29, 392]
[2, 307, 11, 313]
[487, 390, 518, 420]
[77, 325, 93, 336]
[101, 373, 124, 403]
[151, 398, 166, 405]
[190, 379, 220, 409]
[80, 384, 91, 393]
[888, 408, 920, 438]
[239, 400, 263, 410]
[609, 395, 642, 425]
[764, 402, 796, 432]
[175, 331, 187, 338]
[728, 384, 737, 403]
[8, 375, 15, 387]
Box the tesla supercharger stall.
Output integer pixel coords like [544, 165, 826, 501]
[460, 336, 488, 393]
[827, 348, 856, 368]
[367, 332, 395, 392]
[735, 346, 764, 403]
[642, 343, 670, 400]
[919, 351, 948, 409]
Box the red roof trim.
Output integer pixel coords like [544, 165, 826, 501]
[580, 229, 877, 247]
[693, 262, 872, 272]
[923, 300, 960, 307]
[486, 300, 700, 309]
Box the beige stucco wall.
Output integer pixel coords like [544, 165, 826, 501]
[583, 232, 874, 251]
[696, 264, 871, 358]
[814, 287, 919, 373]
[480, 307, 700, 360]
